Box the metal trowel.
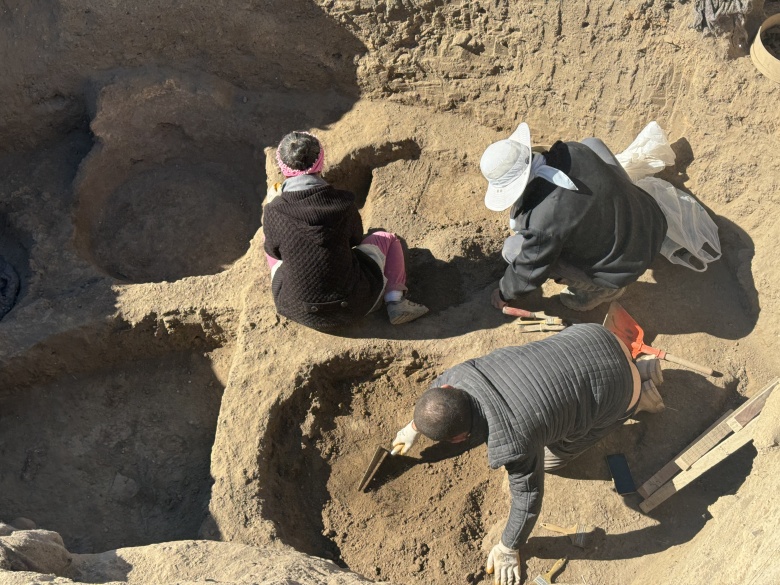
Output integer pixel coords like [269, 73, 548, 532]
[358, 444, 402, 492]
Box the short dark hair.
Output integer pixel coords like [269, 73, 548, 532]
[413, 386, 472, 442]
[277, 131, 321, 171]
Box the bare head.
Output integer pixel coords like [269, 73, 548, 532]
[413, 386, 472, 443]
[277, 131, 322, 172]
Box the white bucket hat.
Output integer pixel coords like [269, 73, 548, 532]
[480, 123, 533, 211]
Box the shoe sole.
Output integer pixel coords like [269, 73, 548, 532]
[389, 310, 428, 325]
[559, 287, 625, 312]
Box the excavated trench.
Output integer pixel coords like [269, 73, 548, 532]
[258, 352, 507, 585]
[0, 332, 226, 553]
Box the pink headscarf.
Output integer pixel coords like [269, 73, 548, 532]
[275, 132, 325, 178]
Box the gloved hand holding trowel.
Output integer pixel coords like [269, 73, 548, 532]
[357, 422, 416, 492]
[392, 421, 420, 454]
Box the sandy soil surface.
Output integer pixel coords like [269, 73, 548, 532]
[1, 1, 779, 584]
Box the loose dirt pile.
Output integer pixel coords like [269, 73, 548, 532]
[1, 1, 779, 585]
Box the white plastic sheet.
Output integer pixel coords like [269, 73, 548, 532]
[615, 121, 676, 182]
[617, 122, 721, 272]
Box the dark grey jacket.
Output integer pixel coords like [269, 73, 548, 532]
[500, 141, 667, 299]
[433, 324, 634, 548]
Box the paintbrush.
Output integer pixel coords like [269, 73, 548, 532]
[539, 522, 592, 548]
[532, 557, 567, 585]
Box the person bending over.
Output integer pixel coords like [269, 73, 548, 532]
[263, 131, 428, 330]
[392, 323, 665, 585]
[480, 123, 667, 312]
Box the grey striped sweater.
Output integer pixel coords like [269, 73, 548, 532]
[433, 323, 634, 548]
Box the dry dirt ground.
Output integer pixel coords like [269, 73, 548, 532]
[1, 1, 779, 584]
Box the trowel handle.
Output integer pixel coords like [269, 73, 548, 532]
[390, 444, 403, 456]
[503, 307, 546, 319]
[662, 353, 717, 377]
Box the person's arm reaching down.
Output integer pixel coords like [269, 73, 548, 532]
[486, 451, 544, 585]
[499, 228, 563, 300]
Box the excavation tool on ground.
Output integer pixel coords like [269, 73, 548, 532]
[502, 307, 570, 332]
[539, 522, 592, 548]
[532, 557, 567, 585]
[358, 444, 402, 492]
[638, 377, 777, 512]
[603, 301, 719, 377]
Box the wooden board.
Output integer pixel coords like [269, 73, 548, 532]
[640, 418, 759, 513]
[676, 378, 777, 470]
[637, 378, 778, 499]
[637, 409, 733, 499]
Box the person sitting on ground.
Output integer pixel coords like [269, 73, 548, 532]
[391, 323, 665, 585]
[263, 131, 428, 330]
[481, 123, 668, 312]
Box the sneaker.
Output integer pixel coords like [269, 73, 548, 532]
[636, 357, 664, 385]
[387, 298, 429, 325]
[558, 286, 626, 312]
[635, 380, 665, 414]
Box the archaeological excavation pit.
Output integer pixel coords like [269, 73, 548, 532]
[72, 84, 266, 285]
[0, 344, 225, 553]
[257, 351, 509, 585]
[1, 0, 779, 583]
[82, 163, 261, 284]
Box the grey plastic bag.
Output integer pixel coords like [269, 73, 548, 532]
[636, 177, 722, 271]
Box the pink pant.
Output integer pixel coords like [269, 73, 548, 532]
[360, 231, 407, 292]
[264, 231, 407, 293]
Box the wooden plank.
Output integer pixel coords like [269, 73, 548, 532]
[637, 378, 777, 498]
[731, 378, 778, 427]
[637, 409, 734, 498]
[675, 378, 777, 470]
[727, 418, 744, 433]
[637, 460, 679, 499]
[675, 412, 736, 470]
[640, 418, 758, 513]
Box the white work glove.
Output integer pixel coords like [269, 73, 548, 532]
[486, 541, 521, 585]
[392, 421, 420, 455]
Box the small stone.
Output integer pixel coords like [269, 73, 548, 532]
[110, 473, 139, 502]
[453, 32, 473, 48]
[11, 517, 36, 530]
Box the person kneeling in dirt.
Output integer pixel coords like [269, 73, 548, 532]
[481, 123, 668, 312]
[263, 131, 428, 330]
[392, 323, 665, 585]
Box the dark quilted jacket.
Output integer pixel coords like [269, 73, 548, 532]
[501, 141, 667, 299]
[263, 185, 385, 330]
[433, 324, 634, 548]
